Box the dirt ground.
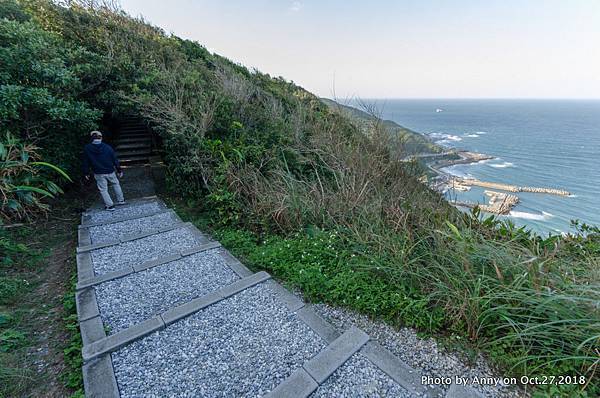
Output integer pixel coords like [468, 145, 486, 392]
[1, 183, 95, 398]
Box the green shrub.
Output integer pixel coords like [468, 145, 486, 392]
[0, 15, 101, 176]
[0, 277, 28, 305]
[0, 329, 27, 352]
[0, 312, 13, 328]
[217, 228, 445, 331]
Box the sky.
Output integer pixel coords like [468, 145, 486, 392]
[119, 0, 600, 99]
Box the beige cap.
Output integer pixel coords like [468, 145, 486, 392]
[90, 130, 102, 137]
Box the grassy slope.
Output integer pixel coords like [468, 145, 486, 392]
[320, 98, 443, 154]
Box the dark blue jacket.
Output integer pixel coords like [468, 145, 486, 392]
[82, 142, 120, 175]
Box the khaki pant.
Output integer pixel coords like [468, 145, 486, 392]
[94, 172, 124, 207]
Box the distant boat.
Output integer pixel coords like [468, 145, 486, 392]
[436, 108, 444, 113]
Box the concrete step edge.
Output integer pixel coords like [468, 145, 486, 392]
[76, 221, 189, 253]
[81, 271, 272, 362]
[76, 241, 222, 290]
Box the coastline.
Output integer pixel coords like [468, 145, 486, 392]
[326, 98, 577, 223]
[426, 150, 495, 193]
[424, 148, 571, 216]
[430, 150, 494, 174]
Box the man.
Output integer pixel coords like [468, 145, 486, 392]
[82, 131, 125, 211]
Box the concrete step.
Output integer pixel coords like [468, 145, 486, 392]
[79, 210, 182, 247]
[120, 156, 150, 165]
[120, 130, 149, 136]
[116, 146, 151, 153]
[81, 197, 167, 225]
[117, 150, 152, 158]
[116, 141, 151, 148]
[77, 221, 189, 254]
[86, 278, 324, 397]
[77, 197, 442, 398]
[116, 143, 151, 151]
[119, 132, 150, 138]
[119, 156, 150, 167]
[267, 326, 434, 398]
[78, 222, 208, 278]
[120, 126, 146, 131]
[119, 140, 150, 145]
[121, 125, 147, 130]
[119, 152, 149, 158]
[116, 137, 151, 143]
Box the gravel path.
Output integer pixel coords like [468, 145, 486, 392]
[95, 249, 239, 334]
[81, 195, 508, 397]
[111, 282, 326, 397]
[312, 304, 522, 398]
[87, 201, 162, 224]
[310, 352, 413, 398]
[90, 227, 198, 275]
[89, 211, 179, 244]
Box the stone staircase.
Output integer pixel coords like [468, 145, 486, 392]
[76, 197, 482, 397]
[114, 117, 153, 166]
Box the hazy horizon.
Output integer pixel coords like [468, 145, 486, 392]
[120, 0, 600, 99]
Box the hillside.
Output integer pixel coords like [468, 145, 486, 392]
[1, 1, 598, 397]
[321, 98, 443, 154]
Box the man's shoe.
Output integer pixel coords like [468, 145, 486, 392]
[105, 205, 115, 211]
[115, 201, 127, 206]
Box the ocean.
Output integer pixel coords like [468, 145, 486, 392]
[354, 99, 600, 235]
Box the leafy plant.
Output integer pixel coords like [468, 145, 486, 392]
[0, 134, 71, 222]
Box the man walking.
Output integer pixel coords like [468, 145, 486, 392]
[82, 131, 125, 211]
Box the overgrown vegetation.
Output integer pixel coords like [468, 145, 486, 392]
[62, 273, 84, 397]
[1, 1, 598, 396]
[0, 200, 82, 397]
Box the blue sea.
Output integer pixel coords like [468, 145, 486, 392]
[355, 99, 600, 235]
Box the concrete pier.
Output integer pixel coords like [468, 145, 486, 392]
[453, 178, 570, 197]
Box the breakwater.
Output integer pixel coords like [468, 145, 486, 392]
[423, 148, 572, 218]
[454, 178, 571, 196]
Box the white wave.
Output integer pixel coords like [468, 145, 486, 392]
[475, 131, 488, 135]
[467, 158, 493, 166]
[489, 162, 515, 168]
[429, 132, 462, 142]
[428, 132, 445, 138]
[509, 211, 554, 221]
[440, 166, 472, 178]
[463, 133, 480, 138]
